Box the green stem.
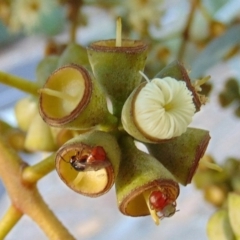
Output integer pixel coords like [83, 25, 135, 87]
[68, 0, 82, 43]
[97, 113, 118, 132]
[111, 98, 124, 118]
[0, 205, 23, 239]
[177, 0, 198, 60]
[0, 71, 39, 95]
[22, 153, 56, 185]
[199, 157, 223, 172]
[0, 137, 75, 239]
[25, 189, 75, 240]
[116, 17, 122, 47]
[39, 88, 77, 102]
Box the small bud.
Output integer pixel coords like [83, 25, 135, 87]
[24, 113, 57, 152]
[207, 209, 234, 240]
[14, 96, 38, 132]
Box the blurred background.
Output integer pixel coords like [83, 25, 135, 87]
[0, 0, 240, 239]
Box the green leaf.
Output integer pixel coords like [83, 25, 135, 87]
[207, 209, 235, 240]
[190, 24, 240, 78]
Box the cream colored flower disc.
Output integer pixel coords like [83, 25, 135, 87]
[134, 77, 195, 139]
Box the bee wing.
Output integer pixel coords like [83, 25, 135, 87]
[84, 159, 111, 171]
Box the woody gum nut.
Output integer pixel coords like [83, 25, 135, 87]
[115, 136, 179, 217]
[155, 60, 202, 111]
[24, 113, 57, 152]
[15, 96, 38, 131]
[39, 64, 114, 129]
[146, 128, 211, 185]
[207, 209, 235, 240]
[55, 130, 121, 197]
[228, 192, 240, 237]
[87, 39, 148, 113]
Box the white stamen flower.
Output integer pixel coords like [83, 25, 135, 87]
[134, 77, 195, 139]
[9, 0, 64, 35]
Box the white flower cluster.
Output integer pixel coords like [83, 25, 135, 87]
[9, 0, 65, 35]
[134, 76, 195, 139]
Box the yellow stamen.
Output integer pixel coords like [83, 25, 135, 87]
[143, 190, 160, 225]
[72, 172, 84, 185]
[116, 17, 122, 47]
[193, 75, 211, 91]
[139, 71, 150, 83]
[38, 88, 77, 103]
[199, 157, 223, 172]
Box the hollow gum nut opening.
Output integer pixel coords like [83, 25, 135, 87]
[115, 136, 179, 224]
[87, 39, 148, 108]
[39, 64, 111, 129]
[55, 130, 121, 197]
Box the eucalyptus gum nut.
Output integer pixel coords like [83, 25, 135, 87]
[115, 136, 179, 217]
[57, 43, 89, 68]
[36, 55, 59, 86]
[121, 82, 169, 143]
[146, 128, 211, 185]
[39, 64, 115, 130]
[155, 60, 201, 111]
[55, 130, 121, 197]
[14, 96, 38, 131]
[87, 39, 148, 111]
[207, 209, 235, 240]
[228, 192, 240, 237]
[24, 113, 57, 152]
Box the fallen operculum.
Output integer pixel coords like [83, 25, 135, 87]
[134, 77, 195, 140]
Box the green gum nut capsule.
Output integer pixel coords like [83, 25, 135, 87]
[55, 130, 121, 197]
[207, 209, 235, 240]
[155, 60, 202, 111]
[57, 43, 89, 68]
[39, 64, 117, 130]
[115, 136, 179, 225]
[145, 128, 211, 185]
[87, 39, 148, 116]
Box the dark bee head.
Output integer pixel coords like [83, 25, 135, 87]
[69, 155, 87, 171]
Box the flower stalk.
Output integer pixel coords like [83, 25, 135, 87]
[0, 205, 23, 239]
[0, 71, 39, 96]
[0, 136, 75, 239]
